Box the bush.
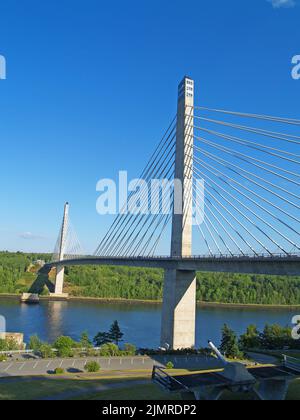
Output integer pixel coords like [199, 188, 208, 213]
[87, 348, 99, 357]
[0, 355, 7, 362]
[124, 343, 136, 356]
[40, 344, 55, 359]
[85, 361, 100, 373]
[166, 362, 174, 370]
[99, 343, 120, 357]
[54, 367, 65, 375]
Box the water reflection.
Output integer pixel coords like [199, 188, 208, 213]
[0, 298, 296, 348]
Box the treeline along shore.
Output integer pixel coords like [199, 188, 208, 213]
[1, 251, 300, 307]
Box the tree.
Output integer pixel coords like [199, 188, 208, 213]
[0, 339, 8, 351]
[93, 332, 112, 347]
[260, 324, 292, 350]
[220, 324, 242, 359]
[239, 325, 261, 350]
[80, 332, 92, 349]
[109, 321, 124, 346]
[28, 335, 43, 352]
[124, 343, 136, 356]
[40, 344, 55, 359]
[53, 336, 76, 357]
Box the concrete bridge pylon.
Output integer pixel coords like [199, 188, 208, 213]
[161, 76, 197, 350]
[51, 202, 69, 298]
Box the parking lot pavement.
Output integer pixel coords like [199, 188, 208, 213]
[0, 355, 222, 378]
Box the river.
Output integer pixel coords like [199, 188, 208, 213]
[0, 298, 297, 348]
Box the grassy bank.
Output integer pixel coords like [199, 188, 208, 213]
[0, 372, 299, 400]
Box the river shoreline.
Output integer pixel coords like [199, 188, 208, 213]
[1, 293, 300, 311]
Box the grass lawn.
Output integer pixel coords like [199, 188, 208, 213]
[78, 379, 300, 401]
[0, 371, 299, 400]
[72, 383, 180, 400]
[0, 378, 103, 400]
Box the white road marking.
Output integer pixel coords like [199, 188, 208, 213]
[131, 359, 134, 365]
[19, 363, 25, 371]
[72, 360, 75, 367]
[46, 361, 52, 368]
[33, 362, 38, 369]
[4, 364, 12, 372]
[59, 360, 63, 367]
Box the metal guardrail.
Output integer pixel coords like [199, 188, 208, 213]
[152, 366, 189, 392]
[0, 349, 34, 356]
[0, 346, 104, 356]
[283, 355, 300, 373]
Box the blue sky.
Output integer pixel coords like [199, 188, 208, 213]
[0, 0, 299, 254]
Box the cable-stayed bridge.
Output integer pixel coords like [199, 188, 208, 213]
[47, 76, 300, 349]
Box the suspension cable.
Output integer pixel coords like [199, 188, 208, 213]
[194, 161, 297, 254]
[192, 106, 300, 126]
[189, 124, 300, 163]
[191, 114, 300, 145]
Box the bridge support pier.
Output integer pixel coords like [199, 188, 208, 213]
[54, 265, 65, 295]
[161, 269, 196, 350]
[51, 203, 69, 299]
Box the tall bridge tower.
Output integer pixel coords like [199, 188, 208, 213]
[161, 77, 197, 350]
[53, 202, 69, 296]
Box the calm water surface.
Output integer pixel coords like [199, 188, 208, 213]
[0, 298, 297, 348]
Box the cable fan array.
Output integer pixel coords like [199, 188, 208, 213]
[94, 117, 177, 258]
[52, 218, 85, 262]
[94, 105, 300, 259]
[188, 105, 300, 257]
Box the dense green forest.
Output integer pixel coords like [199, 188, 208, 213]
[0, 252, 300, 305]
[0, 252, 51, 294]
[66, 266, 300, 305]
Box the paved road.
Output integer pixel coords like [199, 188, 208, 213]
[247, 352, 278, 365]
[0, 355, 223, 378]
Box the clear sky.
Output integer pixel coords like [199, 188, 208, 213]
[0, 0, 299, 254]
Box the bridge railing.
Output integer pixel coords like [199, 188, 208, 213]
[152, 365, 189, 392]
[284, 355, 300, 373]
[59, 252, 300, 263]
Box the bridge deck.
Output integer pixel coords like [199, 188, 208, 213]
[47, 255, 300, 276]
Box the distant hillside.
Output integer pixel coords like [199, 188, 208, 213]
[0, 252, 300, 305]
[0, 252, 51, 295]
